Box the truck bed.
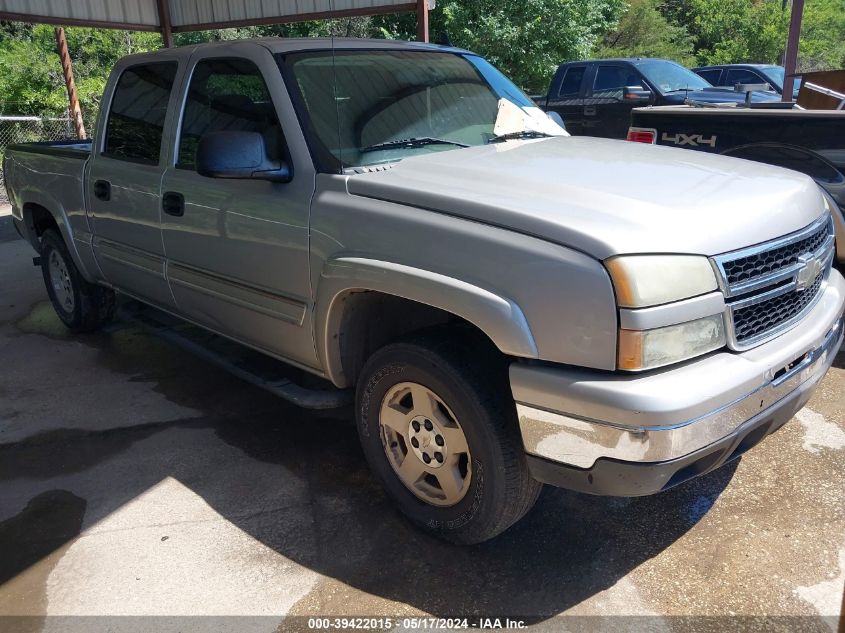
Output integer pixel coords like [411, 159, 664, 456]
[6, 138, 92, 158]
[3, 139, 92, 257]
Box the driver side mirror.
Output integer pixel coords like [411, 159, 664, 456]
[623, 86, 653, 103]
[196, 131, 291, 183]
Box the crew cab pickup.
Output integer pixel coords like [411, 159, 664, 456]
[534, 58, 779, 138]
[5, 39, 843, 544]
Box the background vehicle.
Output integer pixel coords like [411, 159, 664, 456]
[534, 58, 780, 138]
[693, 64, 800, 98]
[4, 39, 843, 544]
[628, 106, 845, 264]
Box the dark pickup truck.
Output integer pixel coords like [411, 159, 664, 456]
[628, 105, 845, 264]
[534, 58, 779, 139]
[693, 64, 800, 99]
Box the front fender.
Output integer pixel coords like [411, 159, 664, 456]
[315, 257, 539, 386]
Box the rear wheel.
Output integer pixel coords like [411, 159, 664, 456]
[40, 229, 115, 332]
[356, 333, 541, 544]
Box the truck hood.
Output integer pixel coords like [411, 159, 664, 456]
[346, 136, 825, 259]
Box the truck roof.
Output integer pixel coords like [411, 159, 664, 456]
[694, 63, 781, 71]
[116, 37, 470, 63]
[561, 58, 678, 65]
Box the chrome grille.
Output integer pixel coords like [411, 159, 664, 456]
[722, 221, 830, 285]
[713, 214, 835, 350]
[732, 273, 824, 342]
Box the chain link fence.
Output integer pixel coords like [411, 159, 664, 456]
[0, 114, 78, 205]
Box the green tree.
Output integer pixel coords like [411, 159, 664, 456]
[0, 25, 160, 119]
[594, 0, 695, 64]
[797, 0, 845, 71]
[662, 0, 845, 71]
[685, 0, 788, 65]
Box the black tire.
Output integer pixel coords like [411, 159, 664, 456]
[40, 229, 115, 333]
[356, 332, 541, 544]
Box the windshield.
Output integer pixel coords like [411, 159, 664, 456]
[280, 50, 543, 170]
[762, 66, 785, 89]
[636, 60, 711, 93]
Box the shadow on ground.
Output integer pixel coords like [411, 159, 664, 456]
[0, 302, 738, 622]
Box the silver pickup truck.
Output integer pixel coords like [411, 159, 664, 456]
[5, 38, 844, 544]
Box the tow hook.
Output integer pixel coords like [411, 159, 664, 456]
[32, 256, 42, 266]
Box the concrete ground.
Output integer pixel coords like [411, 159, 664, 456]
[0, 210, 843, 633]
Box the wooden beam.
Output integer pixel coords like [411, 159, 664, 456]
[169, 3, 418, 32]
[155, 0, 174, 48]
[416, 0, 430, 42]
[54, 27, 86, 140]
[782, 0, 805, 101]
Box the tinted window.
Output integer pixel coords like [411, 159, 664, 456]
[558, 66, 585, 97]
[637, 60, 710, 93]
[178, 58, 283, 168]
[726, 69, 766, 87]
[696, 69, 722, 85]
[594, 66, 629, 91]
[105, 62, 177, 164]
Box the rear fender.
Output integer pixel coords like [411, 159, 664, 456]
[17, 188, 97, 282]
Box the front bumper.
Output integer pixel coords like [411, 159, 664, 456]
[512, 270, 844, 496]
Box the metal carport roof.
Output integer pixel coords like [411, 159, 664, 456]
[0, 1, 427, 43]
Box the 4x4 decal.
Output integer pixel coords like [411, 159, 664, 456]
[661, 132, 717, 147]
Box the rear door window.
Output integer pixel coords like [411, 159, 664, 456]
[104, 62, 178, 164]
[558, 66, 586, 97]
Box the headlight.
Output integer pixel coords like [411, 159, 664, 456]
[618, 314, 726, 371]
[606, 255, 719, 308]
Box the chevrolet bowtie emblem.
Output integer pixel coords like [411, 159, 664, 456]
[795, 253, 822, 291]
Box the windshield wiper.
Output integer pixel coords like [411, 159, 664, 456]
[487, 130, 553, 143]
[360, 137, 469, 153]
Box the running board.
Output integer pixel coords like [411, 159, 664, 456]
[119, 302, 352, 410]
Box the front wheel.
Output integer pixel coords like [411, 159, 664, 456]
[356, 333, 541, 544]
[40, 229, 115, 332]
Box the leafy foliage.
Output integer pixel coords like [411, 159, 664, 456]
[657, 0, 845, 69]
[797, 0, 845, 71]
[0, 24, 161, 122]
[595, 0, 695, 64]
[669, 0, 789, 65]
